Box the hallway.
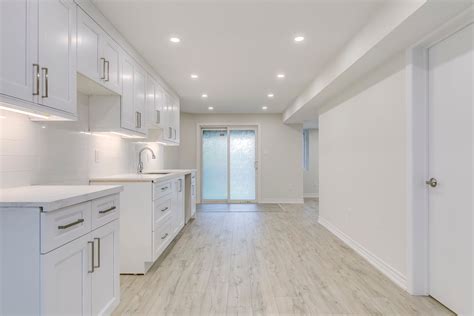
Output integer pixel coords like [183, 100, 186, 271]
[114, 200, 450, 315]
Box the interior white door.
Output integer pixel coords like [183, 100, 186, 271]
[0, 0, 37, 102]
[41, 233, 92, 316]
[428, 23, 473, 315]
[91, 220, 120, 316]
[38, 0, 76, 114]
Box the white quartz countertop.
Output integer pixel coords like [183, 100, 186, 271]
[90, 169, 196, 183]
[0, 185, 123, 212]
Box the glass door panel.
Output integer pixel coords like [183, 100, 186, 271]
[229, 129, 256, 201]
[202, 129, 228, 200]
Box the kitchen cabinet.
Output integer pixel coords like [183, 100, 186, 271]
[0, 185, 122, 315]
[133, 64, 147, 134]
[77, 8, 122, 95]
[0, 0, 77, 118]
[90, 174, 187, 274]
[146, 75, 162, 130]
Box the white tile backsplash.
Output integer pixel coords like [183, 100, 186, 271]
[0, 93, 178, 188]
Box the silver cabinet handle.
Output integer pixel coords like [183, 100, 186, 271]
[174, 128, 177, 140]
[161, 186, 168, 191]
[161, 233, 168, 240]
[99, 206, 116, 214]
[161, 207, 169, 212]
[41, 67, 48, 98]
[156, 110, 160, 124]
[426, 178, 438, 188]
[179, 179, 182, 192]
[168, 127, 172, 139]
[94, 237, 101, 268]
[136, 111, 140, 128]
[58, 218, 84, 230]
[100, 58, 106, 79]
[33, 64, 40, 95]
[105, 60, 110, 82]
[88, 240, 95, 273]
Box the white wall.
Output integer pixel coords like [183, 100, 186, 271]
[178, 112, 304, 203]
[319, 53, 408, 286]
[0, 93, 178, 188]
[303, 129, 319, 198]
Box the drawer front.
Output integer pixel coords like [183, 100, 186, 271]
[91, 193, 120, 230]
[153, 181, 173, 200]
[153, 212, 173, 261]
[41, 202, 92, 254]
[153, 197, 172, 226]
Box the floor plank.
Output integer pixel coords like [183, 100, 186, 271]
[113, 199, 452, 315]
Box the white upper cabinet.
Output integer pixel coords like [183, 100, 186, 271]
[120, 55, 135, 131]
[133, 64, 146, 134]
[77, 8, 121, 95]
[77, 8, 101, 82]
[146, 75, 160, 129]
[101, 33, 121, 94]
[38, 0, 77, 115]
[0, 0, 76, 119]
[0, 0, 37, 103]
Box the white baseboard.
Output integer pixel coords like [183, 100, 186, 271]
[318, 217, 407, 291]
[303, 193, 319, 199]
[259, 198, 304, 204]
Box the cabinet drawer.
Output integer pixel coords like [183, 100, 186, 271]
[91, 194, 120, 230]
[153, 212, 173, 261]
[41, 202, 92, 254]
[153, 197, 172, 226]
[153, 181, 173, 200]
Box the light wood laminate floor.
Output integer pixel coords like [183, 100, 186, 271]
[114, 199, 451, 315]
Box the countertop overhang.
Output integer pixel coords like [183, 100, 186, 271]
[0, 185, 123, 212]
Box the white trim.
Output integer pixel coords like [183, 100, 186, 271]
[319, 217, 407, 291]
[303, 193, 319, 199]
[406, 7, 473, 296]
[260, 198, 304, 204]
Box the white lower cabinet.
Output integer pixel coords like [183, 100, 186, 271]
[91, 220, 120, 316]
[0, 193, 120, 316]
[90, 176, 186, 274]
[42, 219, 119, 316]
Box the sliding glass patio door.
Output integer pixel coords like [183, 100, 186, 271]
[201, 127, 257, 203]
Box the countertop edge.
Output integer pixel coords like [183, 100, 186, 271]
[0, 185, 124, 212]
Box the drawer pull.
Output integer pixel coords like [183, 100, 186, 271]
[58, 218, 84, 230]
[99, 206, 116, 214]
[161, 207, 169, 212]
[161, 186, 168, 191]
[88, 240, 95, 273]
[94, 237, 101, 269]
[161, 233, 169, 240]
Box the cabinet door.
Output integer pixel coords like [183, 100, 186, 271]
[41, 233, 92, 316]
[146, 75, 158, 129]
[101, 34, 121, 94]
[133, 65, 146, 134]
[38, 0, 76, 115]
[91, 220, 120, 316]
[120, 55, 135, 130]
[77, 8, 101, 83]
[162, 92, 172, 141]
[174, 98, 180, 143]
[0, 0, 38, 102]
[155, 84, 165, 128]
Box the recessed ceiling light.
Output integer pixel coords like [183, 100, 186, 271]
[294, 36, 305, 42]
[262, 106, 268, 110]
[169, 37, 181, 43]
[277, 73, 285, 79]
[208, 106, 214, 110]
[190, 74, 199, 79]
[201, 94, 208, 98]
[267, 93, 274, 98]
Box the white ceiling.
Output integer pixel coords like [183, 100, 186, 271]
[93, 0, 384, 114]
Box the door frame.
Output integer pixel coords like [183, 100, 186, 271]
[196, 123, 261, 204]
[406, 7, 473, 295]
